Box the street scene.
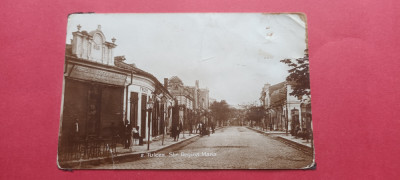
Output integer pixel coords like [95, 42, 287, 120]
[57, 13, 314, 169]
[92, 126, 312, 169]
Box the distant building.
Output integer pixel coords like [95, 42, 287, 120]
[199, 89, 210, 110]
[167, 77, 210, 131]
[167, 76, 195, 133]
[168, 76, 194, 110]
[260, 81, 305, 131]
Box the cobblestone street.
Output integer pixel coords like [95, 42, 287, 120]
[91, 126, 313, 169]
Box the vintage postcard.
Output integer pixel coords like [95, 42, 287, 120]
[57, 13, 314, 169]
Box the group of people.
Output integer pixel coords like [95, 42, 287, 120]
[170, 121, 216, 141]
[291, 124, 310, 140]
[197, 122, 215, 136]
[124, 122, 141, 149]
[122, 120, 216, 146]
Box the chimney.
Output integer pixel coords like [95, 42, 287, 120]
[164, 78, 168, 88]
[114, 56, 126, 62]
[195, 80, 199, 89]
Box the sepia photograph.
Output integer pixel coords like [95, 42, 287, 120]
[57, 13, 314, 169]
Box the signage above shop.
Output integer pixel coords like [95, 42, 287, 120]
[69, 65, 127, 86]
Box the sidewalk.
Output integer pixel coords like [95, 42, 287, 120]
[114, 131, 199, 154]
[58, 132, 200, 169]
[247, 126, 313, 150]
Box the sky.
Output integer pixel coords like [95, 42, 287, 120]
[66, 13, 306, 106]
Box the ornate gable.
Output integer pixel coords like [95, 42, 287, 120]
[71, 25, 117, 66]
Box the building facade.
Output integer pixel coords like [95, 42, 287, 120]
[114, 57, 173, 142]
[167, 76, 195, 133]
[260, 81, 306, 132]
[167, 77, 210, 133]
[61, 25, 125, 140]
[59, 25, 173, 148]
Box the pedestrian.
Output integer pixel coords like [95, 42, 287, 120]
[129, 124, 135, 150]
[172, 125, 179, 141]
[132, 126, 139, 145]
[175, 122, 182, 141]
[176, 126, 179, 141]
[198, 123, 202, 135]
[170, 127, 175, 139]
[294, 125, 300, 138]
[173, 126, 177, 141]
[202, 123, 207, 136]
[125, 122, 132, 149]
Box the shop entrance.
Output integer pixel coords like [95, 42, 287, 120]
[87, 84, 102, 135]
[62, 79, 124, 138]
[130, 92, 138, 127]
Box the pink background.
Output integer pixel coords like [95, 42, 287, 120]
[1, 0, 399, 179]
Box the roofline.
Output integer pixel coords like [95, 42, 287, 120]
[113, 59, 172, 97]
[65, 54, 172, 98]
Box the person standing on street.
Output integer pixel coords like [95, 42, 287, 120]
[125, 122, 132, 149]
[132, 126, 139, 146]
[175, 121, 182, 141]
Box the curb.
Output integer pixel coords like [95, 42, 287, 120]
[113, 134, 201, 165]
[273, 136, 313, 155]
[59, 134, 200, 169]
[246, 127, 312, 155]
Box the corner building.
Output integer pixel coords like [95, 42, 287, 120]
[60, 25, 173, 146]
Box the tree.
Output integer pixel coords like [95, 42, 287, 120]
[210, 100, 230, 126]
[280, 52, 310, 99]
[245, 105, 264, 127]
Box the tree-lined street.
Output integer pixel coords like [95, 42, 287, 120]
[93, 126, 313, 169]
